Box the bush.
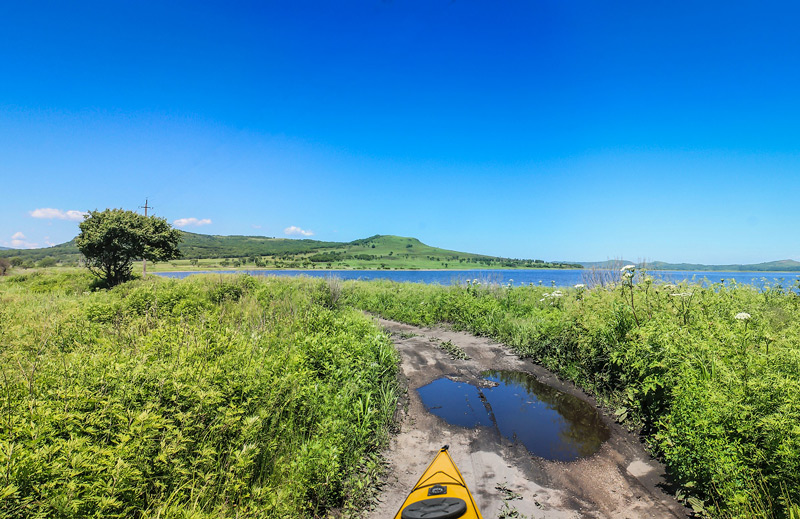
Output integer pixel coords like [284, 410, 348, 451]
[0, 273, 398, 518]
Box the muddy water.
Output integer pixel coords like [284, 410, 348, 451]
[417, 370, 610, 462]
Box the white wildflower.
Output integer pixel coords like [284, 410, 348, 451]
[663, 283, 677, 289]
[735, 312, 751, 321]
[670, 292, 693, 298]
[550, 290, 564, 297]
[621, 264, 636, 272]
[574, 284, 586, 289]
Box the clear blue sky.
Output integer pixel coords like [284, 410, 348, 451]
[2, 1, 799, 264]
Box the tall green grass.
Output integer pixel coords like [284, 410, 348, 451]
[0, 273, 398, 518]
[343, 278, 800, 518]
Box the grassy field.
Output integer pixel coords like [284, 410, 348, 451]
[0, 271, 398, 518]
[342, 275, 800, 518]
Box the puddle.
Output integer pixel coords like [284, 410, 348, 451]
[417, 370, 610, 461]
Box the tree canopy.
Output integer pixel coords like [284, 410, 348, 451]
[76, 209, 181, 287]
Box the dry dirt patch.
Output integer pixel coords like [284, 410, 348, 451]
[366, 318, 688, 519]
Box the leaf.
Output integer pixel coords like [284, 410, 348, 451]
[687, 496, 705, 514]
[0, 484, 19, 500]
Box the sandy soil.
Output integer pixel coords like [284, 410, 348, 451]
[366, 318, 689, 519]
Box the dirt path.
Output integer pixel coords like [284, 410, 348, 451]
[367, 318, 688, 519]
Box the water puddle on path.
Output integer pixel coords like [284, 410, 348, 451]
[417, 370, 610, 461]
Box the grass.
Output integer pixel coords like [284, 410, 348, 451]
[342, 276, 800, 518]
[0, 272, 399, 518]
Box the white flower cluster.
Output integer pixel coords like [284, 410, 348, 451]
[620, 264, 636, 280]
[670, 292, 693, 298]
[574, 284, 586, 289]
[539, 290, 564, 302]
[735, 312, 751, 321]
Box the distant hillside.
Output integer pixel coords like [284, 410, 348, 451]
[577, 258, 800, 272]
[177, 231, 342, 258]
[0, 232, 582, 270]
[647, 259, 800, 272]
[5, 235, 799, 272]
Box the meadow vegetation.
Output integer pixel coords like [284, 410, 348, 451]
[0, 272, 398, 518]
[4, 267, 799, 518]
[343, 274, 800, 518]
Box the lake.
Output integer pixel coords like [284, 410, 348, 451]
[155, 268, 800, 288]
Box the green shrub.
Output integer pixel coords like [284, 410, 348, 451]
[0, 273, 398, 518]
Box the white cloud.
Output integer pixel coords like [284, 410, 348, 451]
[251, 224, 262, 229]
[9, 232, 38, 249]
[284, 226, 314, 237]
[29, 208, 87, 221]
[173, 217, 212, 228]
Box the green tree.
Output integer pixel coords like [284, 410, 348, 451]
[76, 209, 182, 287]
[0, 257, 10, 276]
[37, 257, 57, 268]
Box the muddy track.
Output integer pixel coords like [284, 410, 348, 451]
[366, 318, 689, 519]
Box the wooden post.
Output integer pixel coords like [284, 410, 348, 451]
[140, 199, 150, 277]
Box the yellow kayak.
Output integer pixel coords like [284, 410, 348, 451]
[394, 445, 483, 519]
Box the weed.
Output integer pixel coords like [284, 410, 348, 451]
[438, 340, 471, 360]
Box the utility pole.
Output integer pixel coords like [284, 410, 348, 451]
[140, 199, 151, 277]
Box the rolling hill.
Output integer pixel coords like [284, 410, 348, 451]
[0, 233, 579, 270]
[5, 232, 798, 271]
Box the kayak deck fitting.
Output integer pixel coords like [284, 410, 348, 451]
[394, 445, 483, 519]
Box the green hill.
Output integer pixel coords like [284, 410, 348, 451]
[5, 234, 800, 272]
[0, 233, 580, 270]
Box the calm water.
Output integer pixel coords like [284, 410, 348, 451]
[417, 371, 610, 461]
[156, 268, 800, 288]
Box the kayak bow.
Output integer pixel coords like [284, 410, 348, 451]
[394, 445, 483, 519]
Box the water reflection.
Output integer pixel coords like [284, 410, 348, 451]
[417, 370, 610, 461]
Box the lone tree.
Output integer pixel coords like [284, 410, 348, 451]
[76, 208, 182, 287]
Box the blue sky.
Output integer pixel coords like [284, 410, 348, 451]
[2, 1, 799, 264]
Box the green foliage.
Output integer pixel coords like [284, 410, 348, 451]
[343, 279, 800, 518]
[438, 339, 470, 360]
[36, 256, 57, 268]
[76, 209, 182, 287]
[0, 273, 398, 518]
